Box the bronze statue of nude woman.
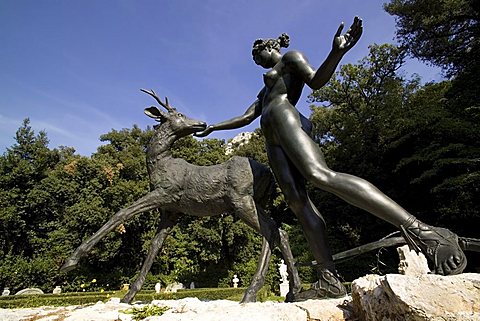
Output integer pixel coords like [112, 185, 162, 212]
[195, 17, 467, 300]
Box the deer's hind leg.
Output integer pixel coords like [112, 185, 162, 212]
[277, 228, 302, 301]
[236, 197, 301, 302]
[248, 222, 302, 302]
[122, 211, 179, 303]
[233, 197, 273, 303]
[60, 189, 167, 272]
[241, 237, 272, 303]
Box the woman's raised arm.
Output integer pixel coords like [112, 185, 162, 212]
[288, 17, 362, 90]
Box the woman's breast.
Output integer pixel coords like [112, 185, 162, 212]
[263, 69, 279, 88]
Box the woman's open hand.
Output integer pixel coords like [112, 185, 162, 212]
[332, 16, 363, 54]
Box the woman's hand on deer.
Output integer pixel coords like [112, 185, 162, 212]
[332, 16, 362, 54]
[194, 125, 214, 137]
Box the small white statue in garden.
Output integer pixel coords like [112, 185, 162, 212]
[278, 259, 288, 284]
[232, 274, 239, 288]
[278, 259, 289, 297]
[52, 286, 62, 294]
[155, 282, 161, 294]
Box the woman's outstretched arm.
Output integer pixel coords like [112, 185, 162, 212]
[194, 98, 262, 137]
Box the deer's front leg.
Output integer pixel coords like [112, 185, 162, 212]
[122, 211, 179, 303]
[60, 189, 167, 272]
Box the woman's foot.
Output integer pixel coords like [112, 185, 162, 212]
[400, 217, 467, 275]
[289, 268, 347, 301]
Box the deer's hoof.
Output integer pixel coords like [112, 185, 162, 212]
[240, 293, 257, 303]
[59, 257, 79, 273]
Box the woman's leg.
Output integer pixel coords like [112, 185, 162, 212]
[266, 143, 346, 299]
[273, 115, 466, 275]
[275, 120, 412, 225]
[266, 144, 332, 269]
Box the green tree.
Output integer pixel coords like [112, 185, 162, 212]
[384, 0, 480, 121]
[0, 118, 62, 257]
[384, 0, 479, 76]
[0, 119, 67, 291]
[385, 81, 480, 236]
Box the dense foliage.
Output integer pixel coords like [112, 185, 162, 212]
[384, 0, 479, 76]
[0, 125, 280, 294]
[0, 0, 478, 294]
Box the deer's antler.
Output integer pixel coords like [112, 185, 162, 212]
[141, 89, 176, 112]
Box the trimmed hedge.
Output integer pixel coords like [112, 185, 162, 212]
[0, 283, 351, 308]
[0, 287, 248, 309]
[0, 293, 114, 309]
[134, 287, 247, 302]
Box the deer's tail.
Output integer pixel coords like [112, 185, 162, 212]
[248, 158, 275, 208]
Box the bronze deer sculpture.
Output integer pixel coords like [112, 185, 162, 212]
[60, 89, 302, 303]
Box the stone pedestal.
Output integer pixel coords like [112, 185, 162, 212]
[279, 283, 289, 297]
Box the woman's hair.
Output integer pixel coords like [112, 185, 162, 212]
[252, 33, 290, 56]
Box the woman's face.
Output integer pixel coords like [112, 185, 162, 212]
[253, 48, 275, 68]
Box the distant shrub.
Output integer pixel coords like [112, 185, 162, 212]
[0, 254, 58, 294]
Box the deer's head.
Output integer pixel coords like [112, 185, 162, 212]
[142, 89, 207, 137]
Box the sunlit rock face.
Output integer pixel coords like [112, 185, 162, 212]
[352, 273, 480, 321]
[225, 132, 256, 155]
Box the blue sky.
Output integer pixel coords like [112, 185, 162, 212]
[0, 0, 442, 156]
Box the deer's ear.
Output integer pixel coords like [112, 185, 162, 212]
[144, 106, 167, 122]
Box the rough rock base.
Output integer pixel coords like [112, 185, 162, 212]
[0, 297, 351, 321]
[352, 273, 480, 321]
[2, 274, 479, 320]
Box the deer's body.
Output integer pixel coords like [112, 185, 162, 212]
[60, 89, 301, 303]
[148, 153, 272, 217]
